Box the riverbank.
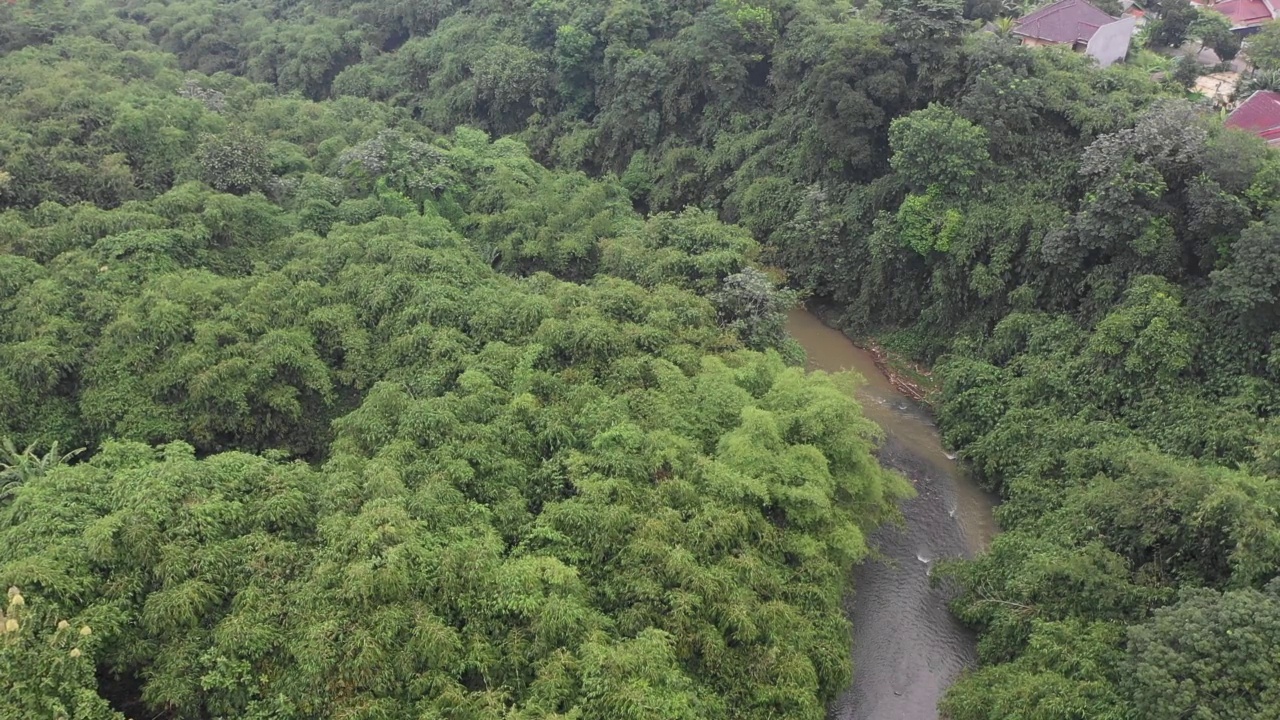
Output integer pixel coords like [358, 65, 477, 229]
[801, 301, 940, 407]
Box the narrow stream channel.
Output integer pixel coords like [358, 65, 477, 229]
[785, 308, 998, 720]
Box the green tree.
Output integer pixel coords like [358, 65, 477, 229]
[198, 128, 272, 195]
[1147, 0, 1199, 48]
[1246, 20, 1280, 71]
[889, 103, 990, 196]
[1171, 55, 1202, 89]
[1192, 11, 1241, 61]
[1127, 583, 1280, 720]
[711, 267, 799, 350]
[941, 619, 1130, 720]
[884, 0, 970, 95]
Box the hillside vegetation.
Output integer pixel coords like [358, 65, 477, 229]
[0, 18, 911, 720]
[3, 0, 1280, 718]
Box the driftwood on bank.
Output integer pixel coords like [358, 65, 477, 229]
[865, 342, 932, 404]
[801, 301, 937, 405]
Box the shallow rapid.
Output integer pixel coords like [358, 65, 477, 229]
[786, 308, 996, 720]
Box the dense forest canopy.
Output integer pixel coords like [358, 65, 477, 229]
[3, 0, 1280, 717]
[0, 17, 917, 720]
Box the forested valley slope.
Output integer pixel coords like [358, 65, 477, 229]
[3, 0, 1280, 718]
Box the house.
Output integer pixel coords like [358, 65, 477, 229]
[1226, 90, 1280, 144]
[1195, 0, 1277, 33]
[1012, 0, 1138, 67]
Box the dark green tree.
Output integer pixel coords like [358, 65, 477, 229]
[1127, 583, 1280, 720]
[1147, 0, 1199, 48]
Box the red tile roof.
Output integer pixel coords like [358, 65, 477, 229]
[1014, 0, 1118, 44]
[1209, 0, 1276, 28]
[1226, 90, 1280, 144]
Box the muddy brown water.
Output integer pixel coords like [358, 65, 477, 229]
[786, 308, 997, 720]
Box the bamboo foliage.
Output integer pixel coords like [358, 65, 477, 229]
[0, 38, 906, 717]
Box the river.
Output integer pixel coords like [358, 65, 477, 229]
[785, 308, 997, 720]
